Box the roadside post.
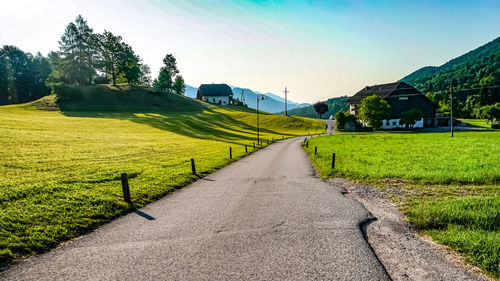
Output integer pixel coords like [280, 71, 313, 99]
[245, 145, 248, 153]
[315, 147, 317, 155]
[191, 158, 196, 174]
[230, 147, 232, 159]
[332, 153, 336, 169]
[121, 173, 131, 203]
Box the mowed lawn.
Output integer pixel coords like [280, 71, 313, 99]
[0, 101, 324, 263]
[305, 132, 500, 277]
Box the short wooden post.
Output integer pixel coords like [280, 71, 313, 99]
[121, 173, 131, 203]
[306, 141, 308, 148]
[315, 146, 317, 155]
[229, 147, 232, 159]
[245, 145, 248, 153]
[191, 158, 196, 174]
[253, 142, 256, 150]
[304, 138, 307, 143]
[332, 153, 336, 169]
[267, 139, 269, 144]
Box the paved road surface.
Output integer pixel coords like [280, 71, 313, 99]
[1, 138, 389, 281]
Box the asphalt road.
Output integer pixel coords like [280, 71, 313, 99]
[1, 138, 390, 281]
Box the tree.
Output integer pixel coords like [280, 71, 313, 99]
[0, 50, 10, 105]
[400, 108, 423, 128]
[313, 101, 329, 119]
[334, 111, 346, 130]
[155, 54, 179, 91]
[358, 94, 392, 128]
[97, 31, 125, 85]
[57, 15, 97, 86]
[173, 75, 185, 95]
[478, 103, 500, 124]
[154, 71, 172, 91]
[138, 64, 152, 86]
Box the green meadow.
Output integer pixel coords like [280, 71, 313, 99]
[0, 85, 324, 264]
[304, 132, 500, 277]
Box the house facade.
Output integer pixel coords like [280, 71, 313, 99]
[347, 82, 436, 129]
[196, 84, 233, 105]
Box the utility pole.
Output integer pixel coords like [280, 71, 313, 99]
[241, 89, 245, 105]
[256, 94, 265, 143]
[450, 82, 454, 138]
[283, 86, 289, 116]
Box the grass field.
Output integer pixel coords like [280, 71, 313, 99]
[304, 132, 500, 277]
[459, 119, 494, 129]
[0, 85, 324, 264]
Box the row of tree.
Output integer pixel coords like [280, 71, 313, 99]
[0, 46, 52, 105]
[0, 15, 186, 105]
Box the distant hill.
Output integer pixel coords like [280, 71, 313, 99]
[402, 37, 500, 93]
[185, 84, 309, 113]
[281, 96, 349, 119]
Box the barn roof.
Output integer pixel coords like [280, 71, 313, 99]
[347, 81, 422, 104]
[198, 84, 233, 97]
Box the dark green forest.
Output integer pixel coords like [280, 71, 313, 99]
[0, 15, 185, 106]
[402, 37, 500, 118]
[283, 96, 349, 119]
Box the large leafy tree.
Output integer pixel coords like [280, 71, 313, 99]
[313, 101, 329, 119]
[358, 94, 392, 128]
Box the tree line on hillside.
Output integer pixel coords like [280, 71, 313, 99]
[402, 37, 500, 119]
[284, 96, 349, 118]
[0, 15, 185, 105]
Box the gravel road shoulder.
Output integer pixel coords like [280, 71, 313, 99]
[327, 178, 493, 281]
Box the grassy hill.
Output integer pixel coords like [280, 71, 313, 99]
[0, 85, 324, 265]
[280, 96, 349, 119]
[402, 37, 500, 93]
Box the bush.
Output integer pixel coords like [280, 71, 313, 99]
[334, 112, 346, 130]
[53, 84, 82, 102]
[492, 124, 500, 129]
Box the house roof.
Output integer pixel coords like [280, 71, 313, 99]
[198, 84, 233, 97]
[347, 81, 422, 104]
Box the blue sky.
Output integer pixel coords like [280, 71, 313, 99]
[1, 0, 499, 102]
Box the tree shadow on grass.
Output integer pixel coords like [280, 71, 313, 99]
[61, 107, 296, 145]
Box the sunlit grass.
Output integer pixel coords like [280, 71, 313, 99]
[0, 94, 324, 264]
[304, 132, 500, 277]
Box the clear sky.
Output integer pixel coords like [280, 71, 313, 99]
[1, 0, 499, 103]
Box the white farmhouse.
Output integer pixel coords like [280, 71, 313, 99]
[196, 84, 233, 105]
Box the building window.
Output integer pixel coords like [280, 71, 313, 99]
[399, 97, 408, 100]
[392, 121, 396, 126]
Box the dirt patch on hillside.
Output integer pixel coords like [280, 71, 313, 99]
[328, 178, 493, 281]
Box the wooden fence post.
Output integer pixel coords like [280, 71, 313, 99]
[245, 145, 248, 153]
[315, 146, 317, 155]
[191, 158, 196, 174]
[332, 153, 336, 169]
[253, 142, 256, 150]
[229, 147, 232, 159]
[306, 141, 308, 148]
[267, 139, 269, 144]
[121, 173, 131, 203]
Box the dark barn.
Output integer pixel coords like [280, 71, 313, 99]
[347, 81, 437, 128]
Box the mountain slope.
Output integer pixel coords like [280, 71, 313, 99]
[402, 37, 500, 93]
